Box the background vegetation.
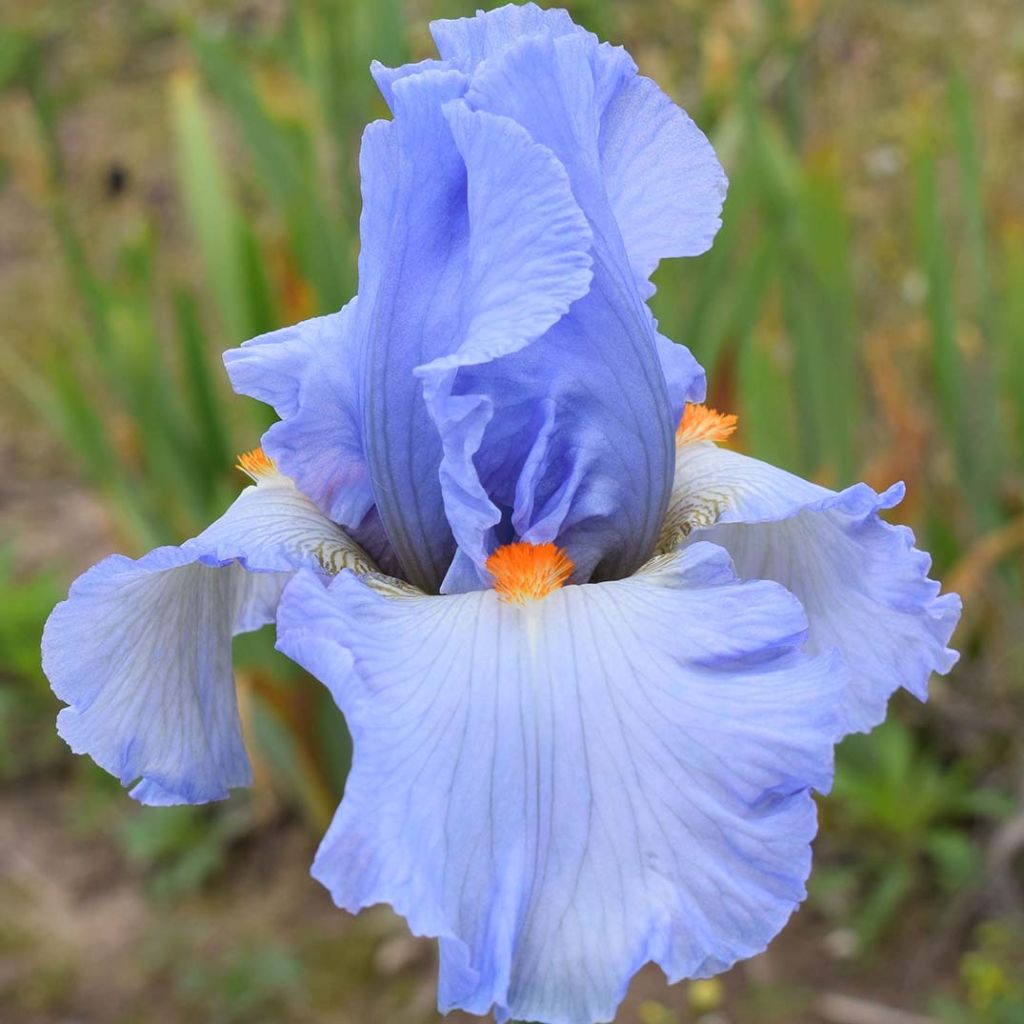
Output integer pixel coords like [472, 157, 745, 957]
[2, 1, 1023, 1022]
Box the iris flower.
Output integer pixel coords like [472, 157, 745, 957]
[43, 5, 961, 1023]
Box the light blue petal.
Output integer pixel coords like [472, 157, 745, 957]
[370, 58, 451, 109]
[43, 470, 374, 805]
[354, 62, 598, 592]
[665, 440, 962, 734]
[354, 68, 469, 591]
[46, 549, 276, 805]
[430, 3, 585, 66]
[427, 104, 593, 371]
[600, 72, 727, 295]
[463, 32, 634, 236]
[426, 31, 680, 585]
[434, 3, 726, 292]
[276, 543, 840, 1024]
[415, 103, 593, 587]
[224, 302, 374, 530]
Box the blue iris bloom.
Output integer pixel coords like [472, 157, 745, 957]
[42, 5, 961, 1022]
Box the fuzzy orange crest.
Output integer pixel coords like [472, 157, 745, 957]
[485, 542, 575, 605]
[236, 447, 277, 481]
[676, 404, 738, 446]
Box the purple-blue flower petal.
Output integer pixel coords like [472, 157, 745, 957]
[436, 4, 726, 288]
[420, 31, 682, 585]
[224, 7, 723, 593]
[415, 102, 593, 588]
[45, 546, 270, 805]
[431, 2, 584, 66]
[224, 302, 374, 529]
[42, 471, 373, 804]
[276, 542, 840, 1024]
[600, 72, 727, 295]
[666, 440, 962, 734]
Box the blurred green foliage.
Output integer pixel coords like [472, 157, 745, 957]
[175, 940, 305, 1023]
[2, 0, 1023, 1020]
[934, 921, 1024, 1024]
[0, 549, 64, 782]
[815, 720, 1012, 953]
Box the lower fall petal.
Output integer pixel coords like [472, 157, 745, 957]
[276, 542, 840, 1024]
[664, 435, 962, 735]
[42, 460, 376, 805]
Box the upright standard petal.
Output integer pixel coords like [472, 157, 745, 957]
[277, 543, 840, 1024]
[415, 102, 593, 587]
[662, 417, 962, 734]
[424, 31, 689, 588]
[433, 3, 727, 290]
[326, 58, 596, 592]
[43, 457, 375, 805]
[353, 69, 471, 592]
[599, 71, 727, 295]
[431, 2, 585, 65]
[228, 6, 724, 593]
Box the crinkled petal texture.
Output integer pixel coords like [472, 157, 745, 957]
[277, 543, 840, 1024]
[43, 471, 374, 805]
[663, 440, 962, 735]
[420, 23, 724, 590]
[434, 3, 727, 293]
[224, 3, 725, 594]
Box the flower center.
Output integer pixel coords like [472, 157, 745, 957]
[237, 446, 277, 481]
[486, 542, 575, 604]
[676, 404, 738, 446]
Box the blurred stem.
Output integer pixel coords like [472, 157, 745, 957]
[20, 46, 168, 548]
[950, 71, 1001, 526]
[913, 150, 995, 531]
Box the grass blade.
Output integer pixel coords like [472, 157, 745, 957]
[169, 70, 253, 347]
